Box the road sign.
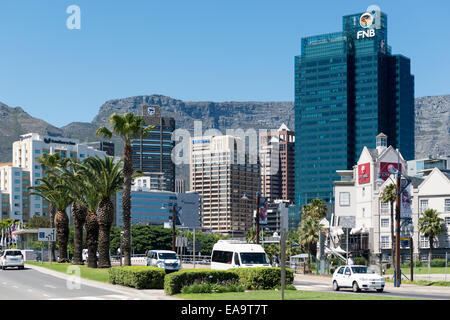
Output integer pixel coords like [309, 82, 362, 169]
[38, 228, 56, 242]
[338, 216, 355, 228]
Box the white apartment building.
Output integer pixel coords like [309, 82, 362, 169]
[190, 135, 259, 236]
[0, 133, 107, 222]
[333, 133, 450, 262]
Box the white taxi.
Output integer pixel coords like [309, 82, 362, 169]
[332, 265, 385, 293]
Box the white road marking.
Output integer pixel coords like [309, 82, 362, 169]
[44, 284, 57, 289]
[50, 294, 137, 300]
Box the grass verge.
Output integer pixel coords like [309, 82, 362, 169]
[176, 290, 415, 300]
[26, 261, 110, 283]
[384, 278, 450, 287]
[384, 267, 448, 275]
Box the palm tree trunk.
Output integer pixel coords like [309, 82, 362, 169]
[49, 204, 57, 262]
[97, 197, 114, 268]
[428, 237, 433, 269]
[72, 203, 88, 265]
[85, 211, 99, 268]
[122, 141, 133, 266]
[390, 202, 395, 268]
[54, 210, 69, 263]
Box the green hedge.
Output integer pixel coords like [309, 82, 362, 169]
[354, 257, 367, 266]
[430, 259, 447, 267]
[109, 266, 165, 289]
[231, 267, 294, 290]
[164, 269, 239, 295]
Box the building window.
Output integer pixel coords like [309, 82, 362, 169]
[339, 192, 350, 206]
[445, 217, 450, 227]
[381, 236, 390, 249]
[420, 200, 428, 213]
[381, 219, 389, 228]
[419, 235, 429, 248]
[445, 199, 450, 212]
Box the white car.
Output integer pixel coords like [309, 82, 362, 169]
[146, 250, 181, 272]
[1, 249, 25, 270]
[332, 265, 385, 293]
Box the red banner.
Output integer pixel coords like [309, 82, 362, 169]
[379, 162, 402, 181]
[358, 162, 370, 184]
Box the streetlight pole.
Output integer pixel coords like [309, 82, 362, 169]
[172, 205, 176, 252]
[410, 235, 413, 282]
[395, 172, 401, 287]
[255, 192, 260, 244]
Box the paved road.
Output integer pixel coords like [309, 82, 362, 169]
[0, 265, 180, 300]
[0, 267, 126, 300]
[294, 275, 450, 300]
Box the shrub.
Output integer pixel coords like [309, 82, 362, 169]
[231, 268, 294, 290]
[401, 261, 423, 268]
[354, 257, 367, 266]
[430, 259, 446, 268]
[180, 280, 245, 294]
[109, 266, 165, 289]
[164, 269, 239, 295]
[330, 257, 345, 266]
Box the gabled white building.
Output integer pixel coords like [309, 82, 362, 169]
[333, 134, 450, 263]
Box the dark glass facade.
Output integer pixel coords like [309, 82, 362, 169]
[295, 11, 414, 207]
[131, 105, 176, 191]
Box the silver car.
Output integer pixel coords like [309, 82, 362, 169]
[146, 250, 181, 272]
[1, 250, 25, 270]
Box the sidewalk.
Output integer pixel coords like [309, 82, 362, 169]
[25, 263, 181, 300]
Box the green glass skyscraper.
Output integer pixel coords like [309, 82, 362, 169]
[295, 10, 414, 207]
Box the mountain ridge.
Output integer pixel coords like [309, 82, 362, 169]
[0, 95, 448, 165]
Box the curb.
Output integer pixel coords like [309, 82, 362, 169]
[25, 263, 182, 300]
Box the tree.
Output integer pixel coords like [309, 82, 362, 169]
[60, 159, 89, 265]
[418, 208, 444, 267]
[381, 184, 396, 266]
[82, 175, 101, 269]
[298, 216, 324, 271]
[30, 175, 73, 262]
[26, 214, 50, 229]
[36, 153, 65, 261]
[301, 198, 328, 220]
[96, 112, 153, 266]
[82, 156, 123, 268]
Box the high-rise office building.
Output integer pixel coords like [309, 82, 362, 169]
[131, 105, 176, 191]
[260, 124, 295, 203]
[295, 10, 414, 207]
[190, 135, 259, 236]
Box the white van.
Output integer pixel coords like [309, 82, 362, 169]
[211, 240, 271, 270]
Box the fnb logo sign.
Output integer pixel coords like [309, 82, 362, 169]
[357, 28, 375, 39]
[356, 5, 382, 40]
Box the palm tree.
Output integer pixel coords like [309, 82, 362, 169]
[82, 156, 123, 268]
[381, 184, 396, 266]
[74, 161, 101, 268]
[246, 228, 256, 243]
[60, 159, 89, 265]
[418, 208, 444, 267]
[301, 198, 328, 220]
[30, 176, 73, 262]
[298, 216, 324, 272]
[36, 153, 63, 261]
[96, 112, 152, 266]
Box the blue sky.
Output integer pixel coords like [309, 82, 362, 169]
[0, 0, 449, 127]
